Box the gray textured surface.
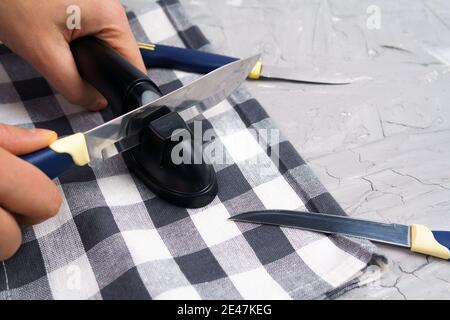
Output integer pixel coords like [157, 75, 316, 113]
[179, 0, 450, 299]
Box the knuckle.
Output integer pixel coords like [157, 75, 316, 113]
[109, 0, 127, 16]
[99, 0, 126, 20]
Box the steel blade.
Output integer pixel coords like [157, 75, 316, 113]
[260, 64, 356, 85]
[230, 210, 410, 247]
[84, 54, 260, 165]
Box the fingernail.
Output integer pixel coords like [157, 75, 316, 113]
[97, 97, 108, 109]
[32, 128, 58, 142]
[88, 97, 107, 111]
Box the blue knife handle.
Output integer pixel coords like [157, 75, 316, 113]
[21, 147, 75, 180]
[433, 231, 450, 258]
[20, 133, 89, 180]
[139, 43, 238, 74]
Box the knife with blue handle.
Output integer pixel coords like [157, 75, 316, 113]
[230, 210, 450, 260]
[138, 42, 355, 85]
[20, 37, 259, 179]
[20, 133, 89, 179]
[139, 42, 236, 75]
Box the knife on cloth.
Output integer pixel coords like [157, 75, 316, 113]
[20, 40, 259, 179]
[138, 42, 354, 85]
[230, 210, 450, 260]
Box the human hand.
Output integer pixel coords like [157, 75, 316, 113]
[0, 124, 62, 261]
[0, 0, 146, 110]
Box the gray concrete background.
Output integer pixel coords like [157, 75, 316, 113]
[177, 0, 450, 299]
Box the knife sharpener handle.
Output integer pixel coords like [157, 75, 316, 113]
[410, 224, 450, 260]
[20, 133, 89, 179]
[138, 42, 262, 79]
[71, 37, 161, 114]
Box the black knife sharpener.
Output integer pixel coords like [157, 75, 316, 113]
[70, 37, 217, 208]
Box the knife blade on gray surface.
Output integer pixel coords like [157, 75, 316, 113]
[258, 64, 355, 85]
[137, 43, 357, 85]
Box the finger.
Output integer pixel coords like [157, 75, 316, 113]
[0, 147, 61, 221]
[14, 210, 50, 226]
[0, 123, 57, 155]
[0, 206, 22, 261]
[96, 25, 147, 75]
[75, 1, 146, 74]
[23, 34, 107, 111]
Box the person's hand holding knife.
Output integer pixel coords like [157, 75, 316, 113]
[0, 125, 61, 260]
[0, 0, 146, 260]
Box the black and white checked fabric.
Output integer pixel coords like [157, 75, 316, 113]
[0, 0, 382, 300]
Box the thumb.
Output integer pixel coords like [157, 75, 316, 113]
[0, 124, 57, 155]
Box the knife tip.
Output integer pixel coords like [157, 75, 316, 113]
[229, 211, 256, 222]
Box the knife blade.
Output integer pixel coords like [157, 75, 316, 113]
[253, 63, 354, 85]
[230, 210, 450, 260]
[138, 43, 355, 85]
[20, 54, 260, 179]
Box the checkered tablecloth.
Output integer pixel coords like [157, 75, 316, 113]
[0, 0, 382, 300]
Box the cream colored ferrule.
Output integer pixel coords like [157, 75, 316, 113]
[248, 60, 262, 80]
[410, 224, 450, 260]
[49, 133, 90, 166]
